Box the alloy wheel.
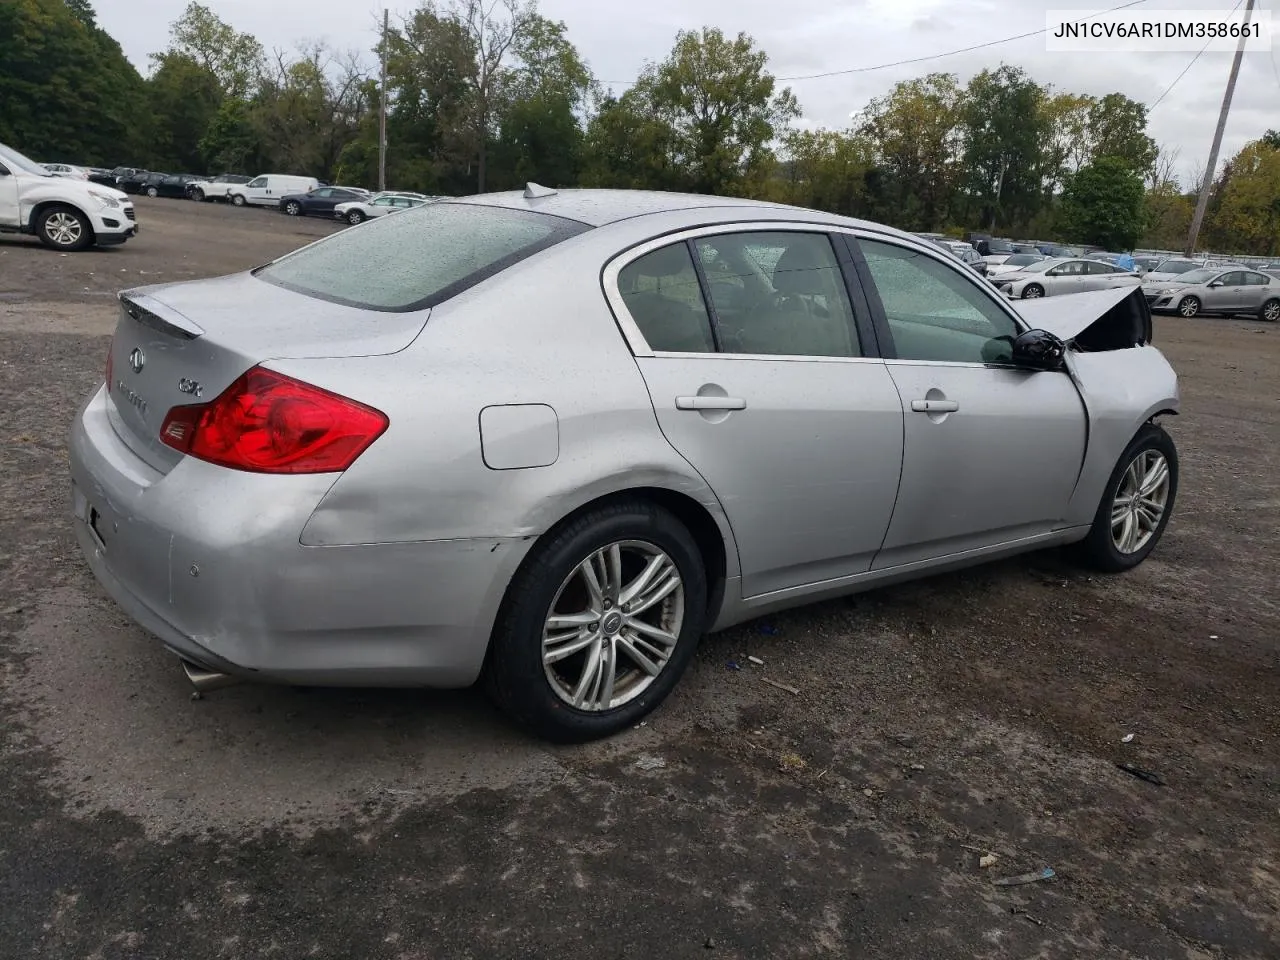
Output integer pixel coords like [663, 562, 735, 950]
[1263, 300, 1280, 322]
[1111, 449, 1171, 555]
[1023, 285, 1044, 298]
[1179, 297, 1200, 318]
[542, 540, 685, 712]
[44, 212, 82, 246]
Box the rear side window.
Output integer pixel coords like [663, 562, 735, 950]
[617, 244, 716, 353]
[257, 202, 588, 311]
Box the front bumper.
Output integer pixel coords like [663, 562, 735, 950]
[69, 386, 531, 687]
[88, 204, 137, 242]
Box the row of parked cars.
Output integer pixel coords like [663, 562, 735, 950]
[50, 165, 440, 226]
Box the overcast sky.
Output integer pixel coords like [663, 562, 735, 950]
[95, 0, 1280, 185]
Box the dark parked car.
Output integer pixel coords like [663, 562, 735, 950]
[118, 171, 170, 195]
[89, 166, 144, 187]
[147, 173, 202, 198]
[277, 186, 368, 217]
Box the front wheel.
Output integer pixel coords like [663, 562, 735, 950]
[1177, 296, 1200, 318]
[346, 210, 364, 225]
[190, 188, 205, 202]
[485, 500, 708, 742]
[284, 201, 301, 216]
[1021, 283, 1045, 299]
[1078, 423, 1178, 572]
[1259, 298, 1280, 322]
[36, 205, 93, 251]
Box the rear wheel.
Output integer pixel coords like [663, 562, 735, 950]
[284, 201, 301, 216]
[231, 193, 246, 207]
[1079, 423, 1178, 572]
[1177, 296, 1200, 318]
[346, 210, 364, 225]
[485, 500, 707, 742]
[1021, 283, 1045, 299]
[1259, 298, 1280, 322]
[145, 185, 159, 198]
[36, 205, 92, 251]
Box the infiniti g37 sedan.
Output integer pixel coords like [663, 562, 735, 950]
[70, 188, 1180, 742]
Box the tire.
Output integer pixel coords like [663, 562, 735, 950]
[36, 205, 93, 251]
[1177, 296, 1200, 318]
[1259, 298, 1280, 322]
[485, 499, 708, 742]
[284, 201, 301, 216]
[145, 186, 159, 198]
[190, 188, 205, 202]
[1078, 423, 1178, 573]
[346, 210, 364, 225]
[231, 193, 246, 207]
[1021, 283, 1045, 299]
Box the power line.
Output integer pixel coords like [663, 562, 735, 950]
[599, 0, 1151, 87]
[1149, 0, 1245, 111]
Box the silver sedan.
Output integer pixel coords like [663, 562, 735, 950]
[70, 189, 1180, 741]
[1143, 268, 1280, 321]
[993, 257, 1142, 299]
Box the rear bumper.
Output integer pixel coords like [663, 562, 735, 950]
[69, 386, 532, 687]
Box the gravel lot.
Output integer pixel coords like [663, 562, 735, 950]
[1, 196, 1278, 959]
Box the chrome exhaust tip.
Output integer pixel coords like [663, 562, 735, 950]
[181, 659, 242, 695]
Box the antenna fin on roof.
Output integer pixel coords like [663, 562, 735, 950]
[523, 182, 557, 199]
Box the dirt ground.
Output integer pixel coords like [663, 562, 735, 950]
[1, 196, 1277, 959]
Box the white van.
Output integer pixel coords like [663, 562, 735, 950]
[228, 174, 320, 208]
[0, 141, 136, 251]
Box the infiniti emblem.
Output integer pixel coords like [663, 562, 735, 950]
[128, 347, 145, 374]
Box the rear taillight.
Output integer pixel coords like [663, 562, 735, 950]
[159, 366, 388, 474]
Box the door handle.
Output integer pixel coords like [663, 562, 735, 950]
[676, 396, 746, 411]
[911, 399, 959, 414]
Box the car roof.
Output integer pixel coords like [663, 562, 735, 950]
[447, 187, 897, 232]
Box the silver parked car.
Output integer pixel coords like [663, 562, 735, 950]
[1144, 267, 1280, 320]
[334, 193, 436, 226]
[993, 257, 1144, 299]
[70, 188, 1180, 741]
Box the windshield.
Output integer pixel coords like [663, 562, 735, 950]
[256, 201, 589, 311]
[0, 142, 54, 176]
[1154, 259, 1201, 274]
[1003, 254, 1043, 267]
[1170, 269, 1217, 284]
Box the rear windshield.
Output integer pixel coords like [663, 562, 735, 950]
[1155, 259, 1200, 274]
[256, 202, 587, 311]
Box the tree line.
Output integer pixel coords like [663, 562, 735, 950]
[3, 0, 1278, 255]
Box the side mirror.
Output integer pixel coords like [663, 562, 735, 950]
[1208, 281, 1223, 287]
[1011, 329, 1066, 371]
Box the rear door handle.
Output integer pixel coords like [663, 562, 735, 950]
[911, 399, 959, 414]
[676, 396, 746, 411]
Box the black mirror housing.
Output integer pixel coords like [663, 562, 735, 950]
[1012, 329, 1067, 370]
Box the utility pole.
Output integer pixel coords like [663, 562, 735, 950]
[989, 158, 1008, 233]
[378, 8, 388, 193]
[1185, 0, 1255, 256]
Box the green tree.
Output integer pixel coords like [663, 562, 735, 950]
[1203, 140, 1280, 256]
[198, 98, 263, 173]
[1088, 93, 1157, 177]
[634, 27, 798, 195]
[1142, 182, 1194, 250]
[1261, 129, 1280, 151]
[165, 1, 263, 99]
[488, 15, 593, 188]
[771, 129, 873, 217]
[1058, 156, 1146, 250]
[0, 0, 146, 164]
[1039, 91, 1094, 194]
[580, 91, 681, 189]
[146, 53, 222, 171]
[857, 73, 963, 229]
[960, 65, 1050, 230]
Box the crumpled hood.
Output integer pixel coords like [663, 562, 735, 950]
[1011, 286, 1141, 341]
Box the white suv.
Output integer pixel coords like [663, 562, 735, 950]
[0, 142, 136, 251]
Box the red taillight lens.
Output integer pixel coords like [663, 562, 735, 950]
[159, 366, 389, 474]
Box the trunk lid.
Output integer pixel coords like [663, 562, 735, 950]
[105, 272, 428, 472]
